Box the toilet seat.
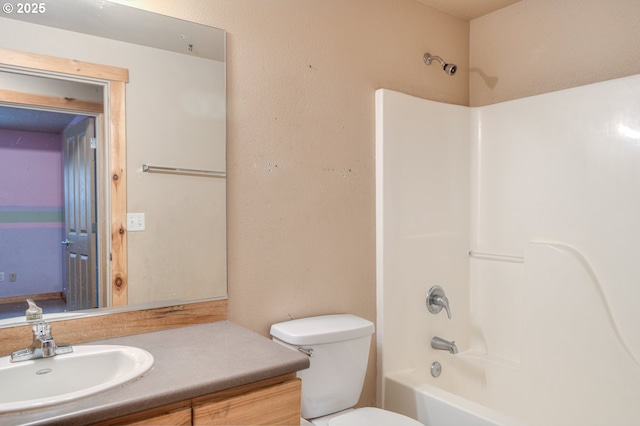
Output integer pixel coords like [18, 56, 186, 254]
[328, 407, 423, 426]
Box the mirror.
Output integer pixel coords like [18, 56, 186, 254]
[0, 0, 226, 326]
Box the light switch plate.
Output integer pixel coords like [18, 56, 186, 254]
[127, 213, 146, 231]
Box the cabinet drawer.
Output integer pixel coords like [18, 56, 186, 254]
[193, 378, 301, 425]
[95, 405, 191, 426]
[127, 407, 192, 426]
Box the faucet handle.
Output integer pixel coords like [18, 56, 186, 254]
[32, 321, 51, 338]
[426, 285, 452, 319]
[10, 348, 33, 362]
[435, 295, 452, 319]
[55, 343, 73, 355]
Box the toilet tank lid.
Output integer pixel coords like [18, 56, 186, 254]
[270, 314, 375, 345]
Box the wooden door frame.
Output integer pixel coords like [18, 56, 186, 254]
[0, 47, 129, 306]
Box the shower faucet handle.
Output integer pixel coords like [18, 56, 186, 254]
[426, 285, 452, 319]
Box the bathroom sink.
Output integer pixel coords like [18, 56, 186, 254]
[0, 345, 154, 413]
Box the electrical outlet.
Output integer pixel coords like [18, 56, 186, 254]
[127, 213, 146, 231]
[9, 273, 16, 282]
[0, 272, 4, 282]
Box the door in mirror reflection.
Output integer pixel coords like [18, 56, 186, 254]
[63, 117, 98, 311]
[0, 106, 101, 319]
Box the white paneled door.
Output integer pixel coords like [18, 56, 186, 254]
[62, 117, 97, 311]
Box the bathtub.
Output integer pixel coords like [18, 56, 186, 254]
[383, 368, 527, 426]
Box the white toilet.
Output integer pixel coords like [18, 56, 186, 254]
[270, 314, 422, 426]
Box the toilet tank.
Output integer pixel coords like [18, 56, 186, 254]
[270, 314, 375, 419]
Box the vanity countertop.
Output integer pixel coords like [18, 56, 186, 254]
[0, 321, 310, 425]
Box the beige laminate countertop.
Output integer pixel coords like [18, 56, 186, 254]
[0, 321, 310, 426]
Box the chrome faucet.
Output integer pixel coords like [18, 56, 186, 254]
[431, 336, 458, 354]
[10, 300, 73, 363]
[426, 285, 452, 319]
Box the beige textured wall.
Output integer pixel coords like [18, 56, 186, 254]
[470, 0, 640, 106]
[127, 0, 468, 408]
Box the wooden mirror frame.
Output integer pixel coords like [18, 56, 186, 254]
[0, 47, 129, 306]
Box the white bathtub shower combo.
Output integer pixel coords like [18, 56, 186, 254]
[376, 75, 640, 425]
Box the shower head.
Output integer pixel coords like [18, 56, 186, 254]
[423, 53, 457, 76]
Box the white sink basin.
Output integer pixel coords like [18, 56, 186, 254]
[0, 345, 154, 413]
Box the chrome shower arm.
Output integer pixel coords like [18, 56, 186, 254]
[423, 53, 445, 66]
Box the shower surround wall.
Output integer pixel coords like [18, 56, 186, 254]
[376, 74, 640, 425]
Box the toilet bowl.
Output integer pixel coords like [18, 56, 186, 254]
[270, 314, 422, 426]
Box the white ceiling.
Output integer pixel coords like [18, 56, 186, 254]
[417, 0, 520, 20]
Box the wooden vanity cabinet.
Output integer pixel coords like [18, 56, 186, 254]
[192, 376, 301, 425]
[119, 406, 192, 426]
[94, 374, 301, 426]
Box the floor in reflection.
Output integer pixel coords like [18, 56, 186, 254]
[0, 297, 67, 320]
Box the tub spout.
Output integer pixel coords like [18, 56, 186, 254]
[431, 336, 458, 354]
